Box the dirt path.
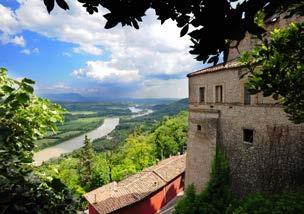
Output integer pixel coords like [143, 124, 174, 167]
[33, 118, 120, 166]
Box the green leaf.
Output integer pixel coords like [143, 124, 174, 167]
[22, 84, 34, 94]
[1, 85, 14, 93]
[22, 78, 35, 84]
[16, 93, 30, 104]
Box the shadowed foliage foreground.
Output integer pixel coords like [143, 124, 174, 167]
[0, 68, 78, 213]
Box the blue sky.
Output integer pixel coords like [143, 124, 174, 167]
[0, 0, 204, 98]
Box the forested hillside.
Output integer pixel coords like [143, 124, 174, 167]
[38, 112, 188, 203]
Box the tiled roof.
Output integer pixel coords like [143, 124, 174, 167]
[187, 61, 242, 77]
[84, 154, 186, 214]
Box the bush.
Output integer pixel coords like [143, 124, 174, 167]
[174, 149, 304, 214]
[174, 150, 234, 214]
[233, 191, 304, 214]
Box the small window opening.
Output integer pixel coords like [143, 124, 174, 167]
[215, 85, 223, 103]
[197, 125, 202, 131]
[199, 87, 205, 102]
[244, 87, 251, 105]
[243, 129, 253, 144]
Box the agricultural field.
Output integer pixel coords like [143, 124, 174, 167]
[35, 100, 187, 151]
[34, 102, 136, 150]
[35, 116, 104, 150]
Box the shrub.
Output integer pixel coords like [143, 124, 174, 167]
[174, 150, 234, 214]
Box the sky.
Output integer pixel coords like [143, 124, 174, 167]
[0, 0, 205, 98]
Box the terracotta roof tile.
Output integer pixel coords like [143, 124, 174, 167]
[187, 61, 242, 77]
[84, 154, 186, 214]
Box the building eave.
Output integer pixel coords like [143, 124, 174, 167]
[187, 61, 243, 78]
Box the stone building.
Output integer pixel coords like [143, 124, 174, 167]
[185, 16, 304, 196]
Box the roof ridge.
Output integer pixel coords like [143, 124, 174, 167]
[110, 182, 118, 198]
[187, 60, 241, 77]
[124, 170, 152, 188]
[84, 154, 186, 213]
[147, 155, 181, 172]
[152, 170, 167, 182]
[123, 155, 183, 188]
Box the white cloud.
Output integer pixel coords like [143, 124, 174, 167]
[32, 47, 39, 53]
[10, 0, 199, 76]
[0, 4, 26, 47]
[0, 4, 20, 34]
[132, 78, 188, 98]
[20, 48, 30, 55]
[1, 0, 200, 97]
[73, 44, 102, 55]
[20, 47, 39, 55]
[11, 35, 25, 46]
[73, 60, 141, 82]
[0, 34, 26, 47]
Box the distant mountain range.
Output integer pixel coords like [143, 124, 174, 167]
[39, 93, 182, 104]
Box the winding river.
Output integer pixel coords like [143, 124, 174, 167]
[33, 106, 154, 166]
[129, 106, 154, 118]
[33, 118, 119, 166]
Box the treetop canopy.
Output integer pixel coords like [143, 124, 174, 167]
[43, 0, 304, 64]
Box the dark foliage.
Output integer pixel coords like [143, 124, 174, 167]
[174, 149, 304, 214]
[43, 0, 304, 64]
[240, 22, 304, 123]
[174, 150, 234, 214]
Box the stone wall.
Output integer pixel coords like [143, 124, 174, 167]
[187, 101, 304, 196]
[186, 14, 304, 196]
[186, 65, 304, 196]
[189, 67, 278, 106]
[228, 15, 304, 61]
[185, 109, 218, 192]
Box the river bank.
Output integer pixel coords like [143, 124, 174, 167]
[33, 118, 119, 166]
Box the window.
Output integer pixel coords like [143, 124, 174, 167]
[215, 85, 223, 103]
[244, 87, 251, 105]
[199, 87, 205, 102]
[197, 125, 202, 131]
[243, 129, 253, 144]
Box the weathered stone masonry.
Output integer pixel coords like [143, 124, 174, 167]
[185, 16, 304, 195]
[186, 62, 304, 196]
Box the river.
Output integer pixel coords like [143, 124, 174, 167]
[33, 118, 119, 166]
[129, 106, 154, 118]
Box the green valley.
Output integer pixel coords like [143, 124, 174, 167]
[36, 99, 188, 207]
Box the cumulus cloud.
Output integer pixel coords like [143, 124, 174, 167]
[1, 0, 201, 97]
[11, 35, 25, 46]
[0, 4, 20, 34]
[73, 60, 141, 82]
[11, 0, 198, 74]
[0, 4, 25, 47]
[20, 47, 39, 55]
[32, 47, 39, 53]
[73, 44, 102, 55]
[20, 48, 30, 55]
